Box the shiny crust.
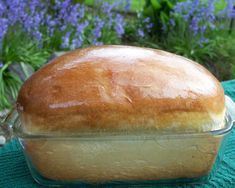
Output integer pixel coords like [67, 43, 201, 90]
[16, 45, 225, 133]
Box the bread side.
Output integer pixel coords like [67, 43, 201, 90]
[23, 135, 222, 182]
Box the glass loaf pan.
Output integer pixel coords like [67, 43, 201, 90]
[1, 96, 235, 186]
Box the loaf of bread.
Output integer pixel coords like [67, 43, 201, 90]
[17, 45, 225, 183]
[17, 45, 225, 134]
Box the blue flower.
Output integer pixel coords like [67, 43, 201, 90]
[33, 31, 43, 45]
[0, 1, 6, 17]
[143, 17, 154, 32]
[137, 29, 144, 37]
[199, 37, 209, 47]
[45, 15, 56, 36]
[124, 0, 131, 12]
[61, 32, 71, 49]
[207, 0, 215, 21]
[190, 16, 199, 35]
[114, 14, 125, 37]
[71, 35, 83, 49]
[0, 0, 128, 50]
[77, 21, 89, 33]
[61, 25, 67, 32]
[93, 16, 104, 40]
[171, 0, 217, 44]
[227, 0, 235, 18]
[78, 4, 85, 19]
[217, 0, 235, 19]
[68, 19, 89, 50]
[29, 0, 42, 14]
[0, 18, 8, 42]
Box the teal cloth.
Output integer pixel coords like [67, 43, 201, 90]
[1, 80, 235, 188]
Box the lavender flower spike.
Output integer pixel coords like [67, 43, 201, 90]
[114, 14, 125, 37]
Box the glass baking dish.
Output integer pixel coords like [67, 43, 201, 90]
[0, 96, 235, 187]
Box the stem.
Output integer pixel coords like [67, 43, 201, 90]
[229, 18, 234, 34]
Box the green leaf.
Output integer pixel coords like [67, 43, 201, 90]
[143, 5, 155, 16]
[164, 0, 173, 9]
[160, 12, 169, 24]
[150, 0, 161, 10]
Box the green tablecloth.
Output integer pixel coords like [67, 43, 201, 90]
[0, 80, 235, 188]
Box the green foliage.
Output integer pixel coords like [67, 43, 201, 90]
[160, 17, 217, 62]
[125, 6, 235, 81]
[2, 33, 49, 70]
[143, 0, 176, 37]
[142, 29, 235, 81]
[0, 32, 49, 110]
[0, 63, 21, 109]
[84, 0, 145, 12]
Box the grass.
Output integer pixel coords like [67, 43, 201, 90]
[84, 0, 145, 11]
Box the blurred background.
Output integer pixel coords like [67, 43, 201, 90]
[0, 0, 234, 111]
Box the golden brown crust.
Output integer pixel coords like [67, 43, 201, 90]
[16, 45, 225, 133]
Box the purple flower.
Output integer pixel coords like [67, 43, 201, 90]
[33, 31, 42, 43]
[124, 0, 131, 12]
[190, 16, 199, 35]
[207, 0, 215, 16]
[200, 25, 207, 33]
[227, 0, 235, 18]
[169, 19, 175, 27]
[218, 0, 235, 18]
[102, 2, 113, 15]
[71, 35, 83, 49]
[29, 0, 42, 14]
[199, 37, 209, 47]
[101, 2, 114, 27]
[61, 32, 71, 49]
[69, 21, 89, 49]
[114, 14, 125, 37]
[60, 25, 67, 32]
[6, 0, 30, 26]
[172, 0, 218, 45]
[0, 0, 128, 50]
[137, 29, 144, 37]
[93, 16, 104, 39]
[77, 21, 89, 33]
[143, 17, 154, 32]
[69, 5, 79, 24]
[101, 0, 124, 16]
[78, 4, 85, 19]
[0, 18, 8, 41]
[174, 1, 191, 16]
[0, 62, 3, 68]
[24, 11, 44, 42]
[184, 0, 200, 20]
[57, 0, 71, 17]
[45, 15, 56, 36]
[143, 17, 150, 23]
[0, 1, 6, 17]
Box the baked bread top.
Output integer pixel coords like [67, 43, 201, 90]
[16, 45, 225, 134]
